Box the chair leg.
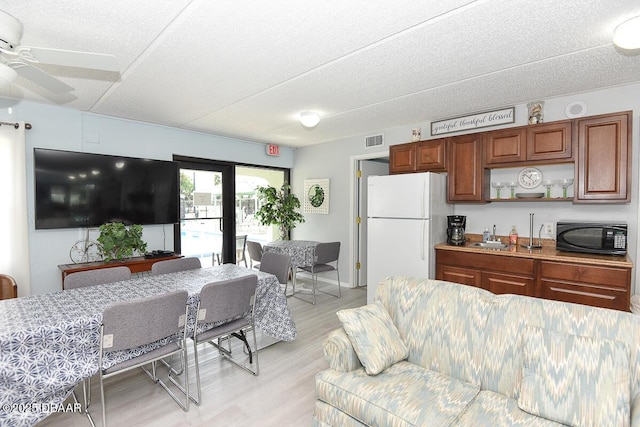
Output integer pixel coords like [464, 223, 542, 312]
[293, 271, 317, 305]
[316, 269, 341, 298]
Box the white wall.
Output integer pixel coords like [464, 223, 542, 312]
[292, 82, 640, 294]
[0, 99, 294, 295]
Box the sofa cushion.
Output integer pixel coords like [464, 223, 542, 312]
[376, 277, 494, 386]
[455, 390, 564, 426]
[315, 361, 480, 427]
[518, 325, 630, 427]
[337, 301, 408, 375]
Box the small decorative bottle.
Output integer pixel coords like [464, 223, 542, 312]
[482, 227, 491, 243]
[509, 226, 518, 246]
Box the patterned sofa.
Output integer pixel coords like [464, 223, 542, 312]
[314, 276, 640, 427]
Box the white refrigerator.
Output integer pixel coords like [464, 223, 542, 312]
[366, 172, 452, 303]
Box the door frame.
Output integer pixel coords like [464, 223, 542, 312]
[173, 156, 236, 263]
[349, 151, 388, 289]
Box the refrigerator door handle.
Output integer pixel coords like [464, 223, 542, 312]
[421, 221, 426, 260]
[421, 178, 426, 219]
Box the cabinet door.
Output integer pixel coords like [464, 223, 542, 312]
[538, 260, 631, 311]
[417, 139, 446, 172]
[389, 142, 416, 174]
[447, 134, 488, 202]
[527, 121, 572, 161]
[437, 265, 482, 288]
[485, 127, 526, 165]
[482, 271, 533, 296]
[575, 112, 631, 202]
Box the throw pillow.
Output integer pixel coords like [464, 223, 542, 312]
[518, 325, 630, 427]
[336, 301, 408, 375]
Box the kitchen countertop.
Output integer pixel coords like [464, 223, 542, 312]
[435, 234, 633, 268]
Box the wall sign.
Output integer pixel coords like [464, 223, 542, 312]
[430, 107, 515, 136]
[266, 144, 280, 156]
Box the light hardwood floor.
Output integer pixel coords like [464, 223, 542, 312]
[38, 281, 367, 427]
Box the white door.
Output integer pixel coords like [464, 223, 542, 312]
[367, 217, 430, 303]
[356, 159, 389, 288]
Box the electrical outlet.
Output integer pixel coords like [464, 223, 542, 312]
[542, 222, 555, 238]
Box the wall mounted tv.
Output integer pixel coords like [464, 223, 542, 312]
[34, 148, 179, 230]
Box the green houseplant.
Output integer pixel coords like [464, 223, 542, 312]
[255, 183, 305, 240]
[97, 223, 148, 262]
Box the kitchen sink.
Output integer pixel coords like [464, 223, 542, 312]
[470, 242, 509, 250]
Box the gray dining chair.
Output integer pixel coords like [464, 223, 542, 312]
[191, 275, 259, 405]
[63, 266, 131, 290]
[151, 257, 201, 275]
[259, 251, 291, 295]
[246, 240, 263, 270]
[96, 290, 190, 426]
[295, 242, 341, 305]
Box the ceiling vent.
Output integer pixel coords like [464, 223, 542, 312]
[365, 134, 384, 148]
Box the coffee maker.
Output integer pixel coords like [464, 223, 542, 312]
[447, 215, 466, 246]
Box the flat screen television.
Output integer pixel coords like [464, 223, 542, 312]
[34, 148, 179, 229]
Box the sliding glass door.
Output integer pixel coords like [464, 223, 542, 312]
[174, 157, 287, 267]
[174, 158, 234, 267]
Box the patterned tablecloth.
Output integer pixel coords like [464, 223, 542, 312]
[263, 240, 319, 269]
[0, 264, 296, 427]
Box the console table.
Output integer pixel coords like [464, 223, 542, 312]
[58, 254, 182, 288]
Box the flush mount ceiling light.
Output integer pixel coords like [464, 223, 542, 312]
[613, 15, 640, 50]
[299, 111, 320, 128]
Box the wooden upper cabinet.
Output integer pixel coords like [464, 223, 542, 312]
[485, 121, 572, 166]
[389, 142, 416, 174]
[527, 121, 572, 162]
[417, 139, 447, 172]
[485, 127, 527, 165]
[447, 134, 488, 202]
[575, 111, 631, 203]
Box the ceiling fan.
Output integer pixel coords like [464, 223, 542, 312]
[0, 10, 119, 93]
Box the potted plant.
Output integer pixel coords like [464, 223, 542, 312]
[97, 222, 148, 262]
[255, 183, 305, 240]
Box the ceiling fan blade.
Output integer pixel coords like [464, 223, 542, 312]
[19, 46, 119, 72]
[11, 63, 74, 93]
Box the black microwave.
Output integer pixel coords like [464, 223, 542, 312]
[556, 221, 627, 256]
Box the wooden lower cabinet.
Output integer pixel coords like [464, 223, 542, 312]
[435, 249, 631, 311]
[483, 271, 534, 297]
[439, 265, 482, 287]
[436, 250, 534, 296]
[538, 261, 630, 311]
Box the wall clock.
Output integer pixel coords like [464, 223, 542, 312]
[517, 167, 542, 189]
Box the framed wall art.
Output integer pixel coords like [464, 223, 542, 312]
[303, 178, 329, 214]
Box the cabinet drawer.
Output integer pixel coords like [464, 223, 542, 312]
[437, 250, 534, 275]
[539, 261, 629, 289]
[540, 279, 629, 311]
[437, 265, 482, 288]
[483, 271, 534, 296]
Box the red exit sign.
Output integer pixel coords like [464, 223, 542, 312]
[266, 144, 280, 156]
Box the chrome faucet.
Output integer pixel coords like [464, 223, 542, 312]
[492, 225, 497, 242]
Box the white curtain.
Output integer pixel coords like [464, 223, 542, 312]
[0, 123, 30, 296]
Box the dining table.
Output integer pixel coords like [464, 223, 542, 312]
[263, 240, 320, 291]
[0, 264, 296, 427]
[262, 240, 319, 270]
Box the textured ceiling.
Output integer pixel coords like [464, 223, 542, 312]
[0, 0, 639, 147]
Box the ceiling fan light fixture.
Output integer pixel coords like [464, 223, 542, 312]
[299, 111, 320, 128]
[0, 63, 17, 88]
[613, 15, 640, 49]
